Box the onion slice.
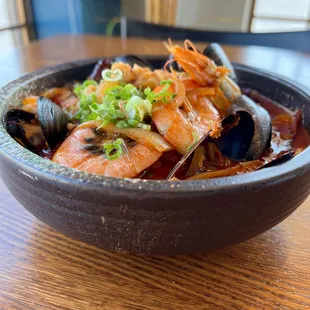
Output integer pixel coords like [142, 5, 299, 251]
[186, 160, 265, 180]
[185, 145, 206, 177]
[81, 121, 173, 152]
[112, 126, 173, 152]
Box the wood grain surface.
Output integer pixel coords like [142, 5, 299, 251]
[0, 35, 310, 310]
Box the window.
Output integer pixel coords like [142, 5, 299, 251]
[251, 0, 310, 32]
[0, 0, 32, 55]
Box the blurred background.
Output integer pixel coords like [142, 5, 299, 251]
[1, 0, 310, 56]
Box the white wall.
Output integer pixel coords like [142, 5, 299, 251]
[175, 0, 251, 32]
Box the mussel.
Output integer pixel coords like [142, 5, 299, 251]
[37, 96, 68, 149]
[214, 95, 272, 161]
[5, 109, 46, 152]
[203, 43, 271, 160]
[114, 55, 154, 69]
[6, 96, 68, 152]
[203, 43, 237, 82]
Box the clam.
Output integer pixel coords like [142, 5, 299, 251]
[5, 96, 68, 151]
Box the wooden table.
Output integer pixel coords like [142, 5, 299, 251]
[0, 35, 310, 310]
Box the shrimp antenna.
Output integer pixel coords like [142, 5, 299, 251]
[183, 97, 197, 118]
[170, 66, 177, 78]
[164, 58, 178, 75]
[162, 38, 174, 51]
[121, 141, 136, 173]
[184, 39, 198, 53]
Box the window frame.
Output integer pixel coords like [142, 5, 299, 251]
[0, 0, 36, 43]
[249, 0, 310, 32]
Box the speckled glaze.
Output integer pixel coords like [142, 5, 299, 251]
[0, 57, 309, 255]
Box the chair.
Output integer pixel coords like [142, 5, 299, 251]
[122, 18, 310, 53]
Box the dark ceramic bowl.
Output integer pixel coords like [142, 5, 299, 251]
[0, 57, 309, 255]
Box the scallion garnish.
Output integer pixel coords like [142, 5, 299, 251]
[187, 131, 200, 152]
[137, 123, 151, 131]
[144, 80, 175, 104]
[73, 80, 98, 97]
[160, 79, 173, 85]
[101, 69, 123, 82]
[103, 138, 124, 160]
[73, 77, 176, 131]
[125, 96, 152, 122]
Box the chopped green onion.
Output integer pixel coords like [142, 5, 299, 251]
[137, 123, 151, 131]
[101, 69, 123, 82]
[74, 79, 159, 130]
[74, 80, 98, 97]
[144, 82, 175, 104]
[160, 79, 173, 85]
[121, 83, 140, 98]
[73, 85, 83, 97]
[125, 96, 152, 122]
[187, 131, 200, 152]
[192, 131, 199, 143]
[82, 80, 98, 88]
[116, 120, 129, 128]
[127, 119, 139, 127]
[103, 138, 124, 160]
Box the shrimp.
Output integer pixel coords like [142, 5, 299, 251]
[186, 86, 230, 119]
[165, 40, 241, 104]
[111, 63, 169, 89]
[52, 121, 164, 178]
[22, 96, 38, 114]
[21, 88, 78, 114]
[152, 80, 222, 155]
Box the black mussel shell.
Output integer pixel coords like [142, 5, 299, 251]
[215, 95, 272, 161]
[89, 58, 113, 82]
[203, 43, 237, 82]
[37, 96, 68, 149]
[5, 109, 46, 152]
[263, 151, 294, 168]
[114, 55, 154, 69]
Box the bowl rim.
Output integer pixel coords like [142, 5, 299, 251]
[0, 58, 309, 193]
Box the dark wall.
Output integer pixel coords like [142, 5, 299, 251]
[31, 0, 121, 39]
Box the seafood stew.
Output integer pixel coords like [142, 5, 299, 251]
[5, 40, 310, 180]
